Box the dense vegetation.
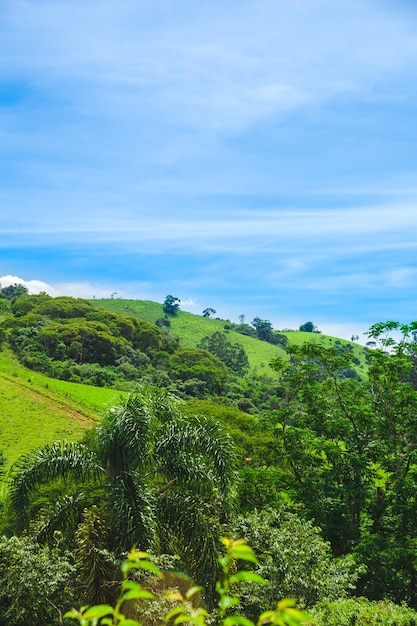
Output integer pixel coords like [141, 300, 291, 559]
[2, 286, 417, 624]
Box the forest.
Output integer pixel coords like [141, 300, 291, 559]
[1, 287, 417, 625]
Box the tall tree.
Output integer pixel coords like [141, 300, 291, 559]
[162, 295, 181, 316]
[198, 331, 249, 375]
[7, 388, 236, 607]
[270, 332, 417, 607]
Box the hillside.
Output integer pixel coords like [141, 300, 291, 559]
[0, 293, 368, 475]
[0, 349, 121, 474]
[0, 347, 269, 482]
[89, 297, 369, 374]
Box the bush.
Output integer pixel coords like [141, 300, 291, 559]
[232, 508, 362, 615]
[309, 597, 417, 625]
[0, 535, 76, 626]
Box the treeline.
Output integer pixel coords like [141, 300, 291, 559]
[0, 291, 302, 415]
[0, 292, 255, 401]
[0, 291, 361, 413]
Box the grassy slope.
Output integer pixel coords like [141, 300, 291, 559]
[0, 349, 122, 473]
[0, 298, 368, 476]
[90, 298, 369, 373]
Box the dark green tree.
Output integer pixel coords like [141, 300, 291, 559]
[0, 283, 28, 301]
[198, 331, 249, 376]
[202, 307, 216, 318]
[251, 317, 274, 342]
[162, 295, 181, 316]
[299, 321, 317, 333]
[7, 388, 236, 608]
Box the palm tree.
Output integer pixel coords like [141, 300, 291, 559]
[7, 388, 236, 607]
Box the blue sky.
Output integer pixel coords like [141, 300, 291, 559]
[1, 0, 417, 341]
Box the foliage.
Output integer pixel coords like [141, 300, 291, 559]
[298, 322, 319, 333]
[170, 348, 231, 396]
[232, 508, 361, 615]
[7, 389, 236, 607]
[269, 333, 417, 607]
[309, 597, 417, 625]
[65, 539, 309, 626]
[0, 283, 28, 301]
[162, 295, 181, 317]
[2, 294, 164, 387]
[198, 331, 249, 376]
[0, 534, 76, 626]
[251, 318, 274, 343]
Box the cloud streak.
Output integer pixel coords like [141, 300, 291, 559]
[1, 1, 417, 339]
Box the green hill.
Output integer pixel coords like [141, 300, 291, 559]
[0, 295, 369, 476]
[0, 349, 122, 475]
[89, 297, 369, 374]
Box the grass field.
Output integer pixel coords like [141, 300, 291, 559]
[0, 349, 122, 475]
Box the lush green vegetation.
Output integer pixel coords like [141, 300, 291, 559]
[2, 287, 417, 625]
[89, 296, 368, 374]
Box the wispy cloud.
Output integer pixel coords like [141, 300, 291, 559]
[1, 1, 417, 338]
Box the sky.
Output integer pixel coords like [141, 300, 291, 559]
[1, 0, 417, 342]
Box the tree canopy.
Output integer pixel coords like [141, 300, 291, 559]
[7, 388, 236, 608]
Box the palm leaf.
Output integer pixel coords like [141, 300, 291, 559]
[36, 491, 92, 543]
[109, 472, 158, 553]
[158, 491, 224, 610]
[8, 441, 102, 532]
[155, 416, 236, 500]
[97, 394, 154, 477]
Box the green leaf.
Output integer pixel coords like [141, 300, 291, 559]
[82, 604, 114, 619]
[229, 571, 268, 585]
[224, 616, 256, 626]
[122, 588, 156, 601]
[219, 595, 239, 610]
[121, 558, 161, 577]
[164, 606, 185, 621]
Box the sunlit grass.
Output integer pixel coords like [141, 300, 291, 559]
[0, 349, 121, 475]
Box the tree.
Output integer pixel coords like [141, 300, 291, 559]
[163, 295, 181, 316]
[7, 388, 236, 608]
[202, 307, 216, 318]
[232, 508, 360, 615]
[269, 332, 417, 607]
[299, 321, 317, 333]
[198, 331, 249, 376]
[0, 283, 28, 301]
[251, 317, 274, 342]
[0, 535, 75, 626]
[170, 348, 231, 396]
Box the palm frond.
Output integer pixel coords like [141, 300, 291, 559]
[36, 491, 91, 544]
[158, 491, 224, 610]
[97, 394, 153, 476]
[109, 472, 158, 553]
[155, 416, 237, 499]
[8, 441, 102, 532]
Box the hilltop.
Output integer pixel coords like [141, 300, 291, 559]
[89, 297, 369, 374]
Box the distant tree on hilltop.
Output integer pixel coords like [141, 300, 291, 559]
[163, 295, 181, 316]
[1, 283, 28, 300]
[299, 321, 320, 333]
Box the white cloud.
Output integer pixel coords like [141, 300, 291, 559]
[0, 275, 60, 296]
[0, 275, 109, 299]
[3, 1, 417, 135]
[3, 200, 417, 254]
